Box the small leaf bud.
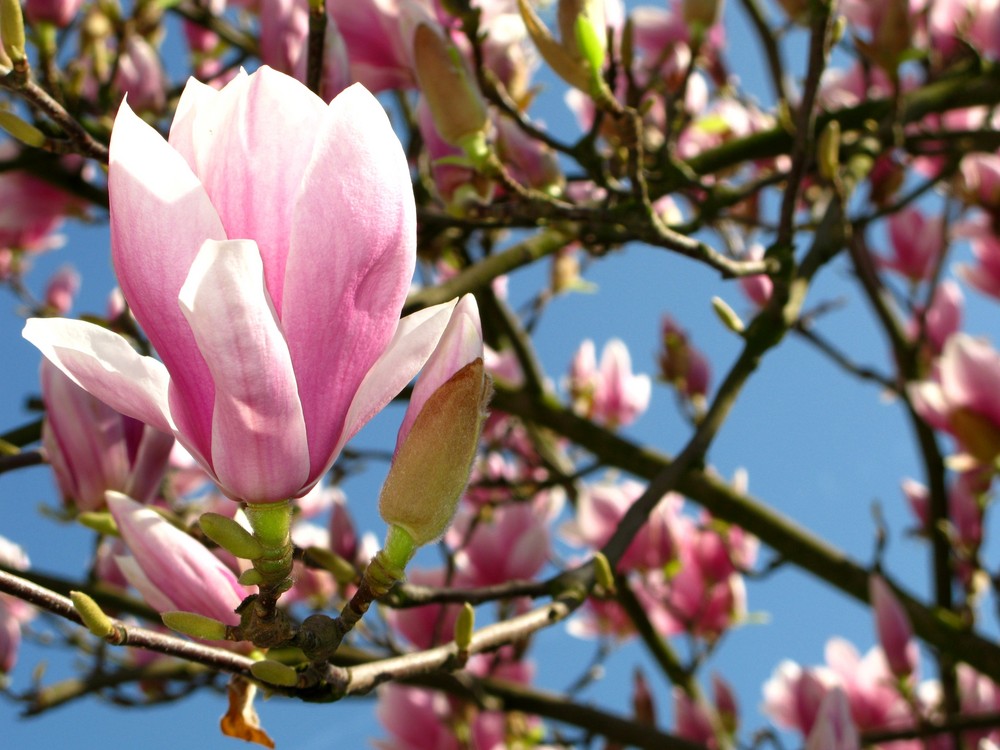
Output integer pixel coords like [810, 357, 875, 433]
[711, 296, 745, 335]
[250, 659, 299, 687]
[70, 591, 115, 638]
[162, 611, 229, 641]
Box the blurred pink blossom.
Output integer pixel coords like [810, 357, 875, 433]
[41, 359, 174, 513]
[879, 207, 945, 282]
[869, 575, 918, 679]
[566, 339, 651, 428]
[43, 265, 80, 315]
[908, 333, 1000, 466]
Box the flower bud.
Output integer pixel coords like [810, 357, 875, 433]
[379, 295, 489, 547]
[413, 23, 488, 159]
[519, 0, 607, 94]
[869, 574, 917, 678]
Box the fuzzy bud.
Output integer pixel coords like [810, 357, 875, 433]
[413, 23, 488, 158]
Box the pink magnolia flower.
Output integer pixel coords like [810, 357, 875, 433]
[562, 478, 680, 572]
[805, 688, 860, 750]
[114, 35, 167, 114]
[957, 221, 1000, 300]
[869, 575, 918, 679]
[450, 491, 560, 586]
[739, 244, 773, 307]
[41, 359, 174, 513]
[674, 689, 718, 748]
[43, 264, 80, 314]
[958, 153, 1000, 211]
[383, 568, 463, 650]
[906, 280, 963, 356]
[879, 207, 945, 283]
[24, 0, 84, 26]
[0, 144, 80, 256]
[566, 339, 651, 428]
[823, 639, 914, 736]
[0, 536, 34, 674]
[374, 684, 462, 750]
[762, 660, 835, 735]
[107, 492, 249, 624]
[659, 316, 711, 402]
[24, 67, 462, 505]
[908, 333, 1000, 465]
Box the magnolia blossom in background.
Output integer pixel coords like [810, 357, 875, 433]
[805, 688, 860, 750]
[906, 280, 963, 357]
[957, 218, 1000, 301]
[0, 143, 81, 259]
[0, 536, 34, 674]
[24, 0, 84, 26]
[566, 338, 651, 428]
[869, 575, 918, 679]
[24, 67, 463, 505]
[878, 206, 944, 283]
[41, 359, 174, 513]
[659, 316, 711, 406]
[738, 243, 773, 307]
[43, 265, 80, 315]
[908, 333, 1000, 466]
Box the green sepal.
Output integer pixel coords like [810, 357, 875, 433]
[199, 512, 266, 560]
[237, 569, 265, 586]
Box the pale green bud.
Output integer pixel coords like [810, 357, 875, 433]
[455, 602, 474, 650]
[70, 591, 115, 638]
[0, 111, 45, 148]
[711, 296, 745, 335]
[250, 659, 299, 687]
[0, 0, 26, 64]
[413, 23, 488, 150]
[162, 611, 229, 641]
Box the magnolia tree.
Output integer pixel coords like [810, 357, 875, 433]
[1, 0, 1000, 747]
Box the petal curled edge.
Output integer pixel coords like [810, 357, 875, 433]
[283, 82, 416, 478]
[334, 299, 459, 461]
[179, 239, 310, 502]
[110, 99, 226, 458]
[23, 318, 173, 435]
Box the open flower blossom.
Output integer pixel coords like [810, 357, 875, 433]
[908, 333, 1000, 466]
[24, 66, 465, 505]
